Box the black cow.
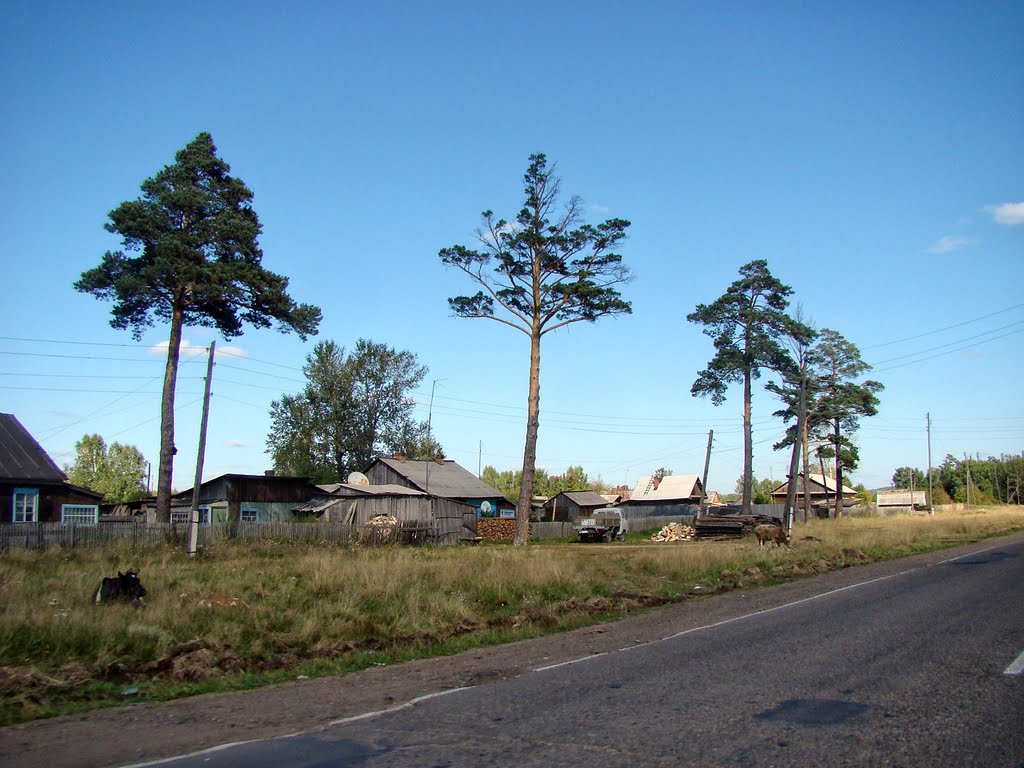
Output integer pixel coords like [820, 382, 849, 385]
[92, 570, 147, 605]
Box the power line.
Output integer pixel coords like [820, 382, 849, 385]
[869, 319, 1024, 366]
[872, 327, 1024, 373]
[862, 302, 1024, 349]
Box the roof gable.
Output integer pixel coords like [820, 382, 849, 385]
[545, 490, 610, 508]
[0, 413, 68, 484]
[629, 474, 703, 502]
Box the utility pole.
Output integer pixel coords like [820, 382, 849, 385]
[698, 429, 714, 519]
[424, 379, 444, 494]
[926, 412, 933, 514]
[965, 452, 971, 510]
[187, 341, 215, 558]
[478, 440, 482, 477]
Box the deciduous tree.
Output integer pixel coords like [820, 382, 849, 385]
[76, 133, 320, 521]
[440, 154, 632, 544]
[267, 339, 429, 483]
[65, 434, 148, 502]
[688, 260, 812, 514]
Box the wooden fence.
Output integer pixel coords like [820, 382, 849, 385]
[0, 520, 443, 552]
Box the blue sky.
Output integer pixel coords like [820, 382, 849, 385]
[1, 1, 1021, 495]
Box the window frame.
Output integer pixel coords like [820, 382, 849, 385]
[60, 504, 99, 526]
[12, 487, 39, 523]
[240, 506, 259, 523]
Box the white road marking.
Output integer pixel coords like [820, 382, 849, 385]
[534, 653, 607, 672]
[326, 686, 473, 726]
[1004, 650, 1024, 676]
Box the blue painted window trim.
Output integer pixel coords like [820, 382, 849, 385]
[12, 487, 39, 523]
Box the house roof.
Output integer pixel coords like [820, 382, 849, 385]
[369, 458, 502, 499]
[318, 482, 427, 497]
[544, 490, 610, 508]
[628, 474, 703, 502]
[0, 413, 68, 484]
[173, 473, 312, 499]
[770, 473, 856, 497]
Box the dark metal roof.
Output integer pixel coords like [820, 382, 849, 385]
[0, 413, 68, 484]
[545, 490, 610, 508]
[371, 458, 502, 499]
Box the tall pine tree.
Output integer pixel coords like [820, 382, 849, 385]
[76, 132, 320, 521]
[688, 260, 812, 514]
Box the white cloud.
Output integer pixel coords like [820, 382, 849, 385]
[148, 340, 248, 361]
[225, 439, 247, 448]
[986, 202, 1024, 226]
[588, 203, 611, 215]
[924, 235, 972, 254]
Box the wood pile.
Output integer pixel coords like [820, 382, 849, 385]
[695, 514, 782, 540]
[649, 523, 696, 542]
[478, 518, 529, 541]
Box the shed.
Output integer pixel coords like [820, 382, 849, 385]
[0, 413, 104, 525]
[295, 482, 477, 543]
[542, 490, 611, 522]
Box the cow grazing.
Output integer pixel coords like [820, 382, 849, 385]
[92, 570, 147, 605]
[754, 524, 790, 548]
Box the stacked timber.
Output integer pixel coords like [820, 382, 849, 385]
[649, 523, 696, 542]
[478, 519, 529, 541]
[360, 514, 399, 545]
[695, 514, 781, 540]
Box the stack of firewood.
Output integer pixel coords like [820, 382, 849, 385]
[649, 523, 696, 542]
[478, 518, 528, 541]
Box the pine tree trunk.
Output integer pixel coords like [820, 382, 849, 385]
[833, 417, 844, 519]
[785, 374, 806, 533]
[742, 367, 753, 514]
[155, 299, 185, 523]
[514, 330, 542, 545]
[801, 415, 811, 522]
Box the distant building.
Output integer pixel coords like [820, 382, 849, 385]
[769, 473, 858, 511]
[541, 490, 610, 521]
[876, 488, 928, 513]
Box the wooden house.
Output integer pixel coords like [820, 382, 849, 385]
[365, 457, 506, 518]
[0, 413, 104, 524]
[622, 474, 704, 516]
[769, 473, 858, 511]
[542, 490, 611, 522]
[170, 472, 316, 524]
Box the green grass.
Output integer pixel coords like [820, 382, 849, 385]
[1, 506, 1022, 724]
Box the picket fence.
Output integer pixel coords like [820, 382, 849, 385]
[0, 520, 439, 551]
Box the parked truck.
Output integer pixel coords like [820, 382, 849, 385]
[574, 508, 626, 543]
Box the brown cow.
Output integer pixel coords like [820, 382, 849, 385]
[754, 524, 790, 548]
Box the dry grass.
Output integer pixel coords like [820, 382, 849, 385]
[1, 506, 1021, 723]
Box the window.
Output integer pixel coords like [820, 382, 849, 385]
[61, 505, 98, 526]
[170, 506, 211, 525]
[240, 506, 259, 523]
[13, 488, 38, 523]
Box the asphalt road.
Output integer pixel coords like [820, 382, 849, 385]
[147, 538, 1024, 768]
